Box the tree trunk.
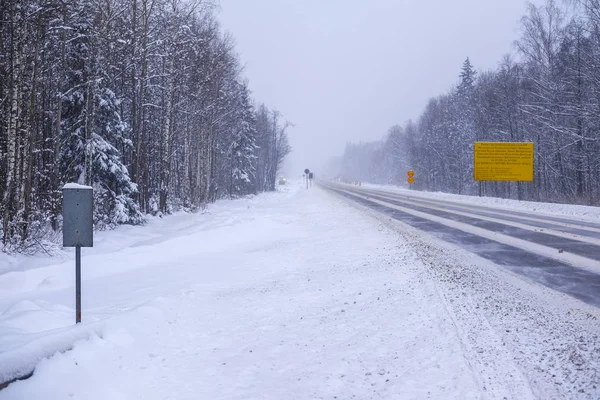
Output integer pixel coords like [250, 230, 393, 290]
[3, 9, 21, 244]
[21, 30, 41, 240]
[159, 59, 173, 213]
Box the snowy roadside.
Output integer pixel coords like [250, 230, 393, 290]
[359, 182, 600, 221]
[0, 185, 300, 381]
[0, 191, 295, 277]
[2, 180, 495, 399]
[329, 187, 600, 399]
[2, 180, 598, 398]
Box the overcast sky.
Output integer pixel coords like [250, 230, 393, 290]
[218, 0, 539, 176]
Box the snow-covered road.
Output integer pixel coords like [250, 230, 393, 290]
[325, 182, 600, 307]
[1, 182, 600, 399]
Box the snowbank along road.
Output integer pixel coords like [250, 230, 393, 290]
[323, 181, 600, 308]
[1, 181, 600, 399]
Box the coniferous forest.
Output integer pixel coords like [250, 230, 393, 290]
[338, 0, 600, 206]
[0, 0, 291, 251]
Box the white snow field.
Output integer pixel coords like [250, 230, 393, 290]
[1, 181, 600, 399]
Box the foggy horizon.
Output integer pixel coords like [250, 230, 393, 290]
[218, 0, 542, 176]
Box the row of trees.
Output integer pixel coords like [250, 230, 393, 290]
[339, 0, 600, 205]
[0, 0, 291, 251]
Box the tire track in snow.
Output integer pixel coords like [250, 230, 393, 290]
[343, 187, 600, 262]
[358, 186, 600, 233]
[358, 188, 600, 244]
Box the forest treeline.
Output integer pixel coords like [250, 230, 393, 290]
[339, 0, 600, 206]
[0, 0, 291, 251]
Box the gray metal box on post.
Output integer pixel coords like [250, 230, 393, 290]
[62, 183, 93, 324]
[62, 184, 93, 247]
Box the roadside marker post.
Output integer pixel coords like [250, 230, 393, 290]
[62, 184, 94, 324]
[407, 170, 415, 188]
[305, 169, 310, 189]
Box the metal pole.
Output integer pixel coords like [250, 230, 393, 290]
[478, 181, 482, 197]
[306, 176, 308, 190]
[76, 246, 81, 324]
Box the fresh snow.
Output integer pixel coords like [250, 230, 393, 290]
[62, 183, 93, 190]
[1, 181, 599, 399]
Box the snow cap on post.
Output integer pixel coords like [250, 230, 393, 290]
[63, 183, 93, 190]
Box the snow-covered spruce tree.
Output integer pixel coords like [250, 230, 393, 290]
[229, 83, 258, 197]
[59, 0, 143, 229]
[91, 88, 145, 228]
[453, 57, 478, 194]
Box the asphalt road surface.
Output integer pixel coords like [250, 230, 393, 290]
[322, 182, 600, 308]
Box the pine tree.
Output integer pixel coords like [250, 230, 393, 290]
[91, 87, 145, 228]
[59, 0, 143, 228]
[458, 57, 477, 97]
[230, 84, 258, 196]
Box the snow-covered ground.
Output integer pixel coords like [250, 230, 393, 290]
[1, 181, 599, 399]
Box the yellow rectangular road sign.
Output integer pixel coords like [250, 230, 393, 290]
[474, 142, 534, 181]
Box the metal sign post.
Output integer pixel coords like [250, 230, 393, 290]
[304, 169, 310, 189]
[76, 246, 81, 322]
[62, 183, 93, 324]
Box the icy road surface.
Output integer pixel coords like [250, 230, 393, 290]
[324, 182, 600, 307]
[1, 182, 600, 399]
